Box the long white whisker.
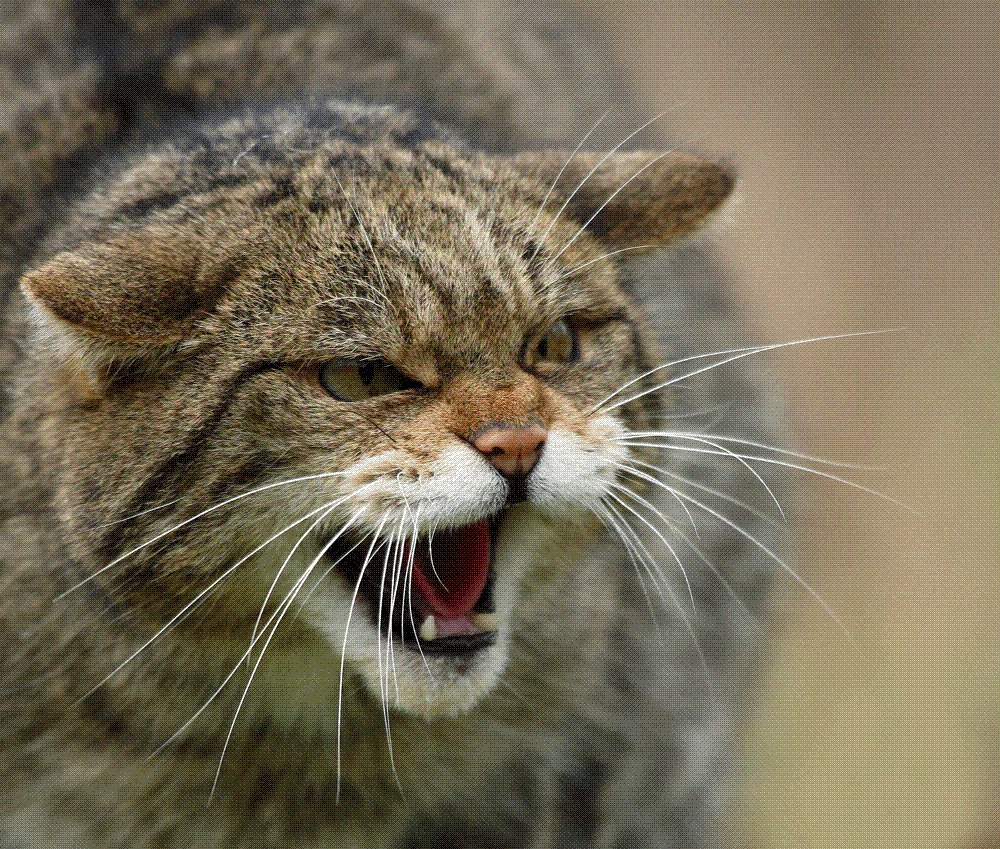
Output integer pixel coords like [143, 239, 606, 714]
[386, 512, 409, 704]
[150, 524, 345, 765]
[622, 429, 883, 471]
[642, 503, 758, 626]
[77, 499, 344, 706]
[57, 471, 345, 598]
[250, 492, 362, 647]
[600, 498, 709, 675]
[374, 526, 402, 789]
[312, 294, 385, 310]
[611, 456, 702, 537]
[623, 456, 784, 530]
[621, 441, 915, 513]
[601, 499, 684, 630]
[646, 433, 786, 520]
[649, 402, 734, 423]
[606, 478, 755, 623]
[337, 516, 390, 801]
[533, 110, 668, 253]
[542, 150, 675, 273]
[590, 348, 758, 416]
[404, 507, 433, 679]
[550, 244, 657, 283]
[599, 329, 903, 416]
[527, 109, 610, 242]
[374, 531, 392, 750]
[605, 484, 696, 612]
[665, 482, 861, 648]
[209, 526, 346, 800]
[291, 521, 376, 616]
[591, 505, 664, 633]
[92, 498, 181, 529]
[331, 171, 392, 307]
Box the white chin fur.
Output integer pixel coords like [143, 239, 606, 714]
[254, 419, 623, 719]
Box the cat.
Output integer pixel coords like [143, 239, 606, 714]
[0, 2, 788, 847]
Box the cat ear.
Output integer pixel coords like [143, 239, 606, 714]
[509, 150, 736, 250]
[20, 228, 232, 359]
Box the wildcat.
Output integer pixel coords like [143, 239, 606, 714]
[0, 2, 787, 847]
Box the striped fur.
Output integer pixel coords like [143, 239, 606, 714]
[0, 3, 786, 848]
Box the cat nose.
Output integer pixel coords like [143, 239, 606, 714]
[472, 424, 547, 478]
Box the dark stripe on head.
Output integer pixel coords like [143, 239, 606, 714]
[99, 361, 278, 560]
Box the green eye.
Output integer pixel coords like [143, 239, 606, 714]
[319, 359, 419, 401]
[530, 319, 579, 367]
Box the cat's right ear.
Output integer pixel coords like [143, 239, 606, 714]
[509, 150, 737, 251]
[20, 228, 234, 369]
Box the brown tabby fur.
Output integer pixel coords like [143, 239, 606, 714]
[1, 3, 783, 848]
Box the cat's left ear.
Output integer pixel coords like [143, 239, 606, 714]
[509, 151, 736, 250]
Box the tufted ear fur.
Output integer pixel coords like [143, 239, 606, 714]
[20, 227, 241, 368]
[510, 150, 736, 251]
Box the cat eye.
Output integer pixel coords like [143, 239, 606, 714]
[319, 359, 419, 401]
[527, 319, 579, 368]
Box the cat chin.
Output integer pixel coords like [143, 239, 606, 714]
[285, 502, 596, 720]
[349, 632, 512, 719]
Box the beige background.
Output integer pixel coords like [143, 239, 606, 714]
[581, 2, 997, 847]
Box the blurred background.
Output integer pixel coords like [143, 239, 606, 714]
[581, 2, 997, 847]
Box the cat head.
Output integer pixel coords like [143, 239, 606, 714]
[21, 102, 734, 717]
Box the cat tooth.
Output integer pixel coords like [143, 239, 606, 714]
[419, 615, 437, 642]
[472, 612, 498, 632]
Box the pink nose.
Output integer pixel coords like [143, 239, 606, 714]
[472, 424, 547, 477]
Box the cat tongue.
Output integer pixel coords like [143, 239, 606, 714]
[409, 521, 490, 620]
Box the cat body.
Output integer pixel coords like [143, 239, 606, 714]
[0, 3, 785, 847]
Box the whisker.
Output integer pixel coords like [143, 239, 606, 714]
[75, 500, 347, 707]
[622, 456, 784, 530]
[374, 525, 402, 790]
[591, 328, 902, 416]
[337, 516, 391, 801]
[209, 525, 349, 801]
[92, 499, 181, 530]
[533, 110, 668, 256]
[663, 482, 861, 649]
[605, 483, 697, 612]
[57, 471, 346, 599]
[385, 513, 409, 704]
[331, 171, 392, 311]
[646, 433, 787, 520]
[648, 401, 734, 423]
[291, 527, 377, 617]
[591, 504, 666, 633]
[620, 440, 915, 513]
[541, 150, 676, 274]
[599, 497, 709, 676]
[405, 507, 433, 679]
[374, 531, 392, 754]
[608, 470, 759, 624]
[610, 456, 703, 537]
[311, 294, 385, 311]
[600, 499, 682, 629]
[526, 108, 610, 242]
[249, 493, 362, 647]
[642, 504, 759, 626]
[622, 429, 883, 471]
[150, 526, 347, 768]
[549, 244, 656, 284]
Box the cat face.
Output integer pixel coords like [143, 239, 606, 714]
[22, 104, 733, 717]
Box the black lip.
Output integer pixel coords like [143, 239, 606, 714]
[323, 509, 505, 655]
[415, 630, 497, 655]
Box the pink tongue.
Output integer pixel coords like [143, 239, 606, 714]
[408, 521, 491, 620]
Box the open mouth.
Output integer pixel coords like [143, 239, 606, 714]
[326, 513, 503, 656]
